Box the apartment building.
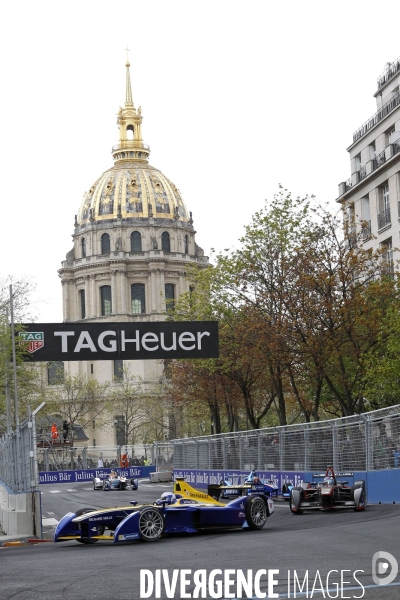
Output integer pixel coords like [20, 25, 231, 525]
[337, 56, 400, 271]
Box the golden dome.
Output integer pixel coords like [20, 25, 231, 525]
[78, 163, 189, 225]
[77, 60, 190, 227]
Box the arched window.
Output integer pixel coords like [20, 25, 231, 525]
[101, 233, 110, 255]
[114, 360, 124, 381]
[165, 283, 175, 313]
[126, 124, 134, 140]
[184, 235, 189, 254]
[161, 231, 170, 253]
[81, 237, 86, 258]
[79, 289, 86, 319]
[131, 283, 146, 314]
[130, 231, 142, 252]
[48, 361, 64, 385]
[100, 285, 112, 316]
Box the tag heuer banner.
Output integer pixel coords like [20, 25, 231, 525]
[19, 321, 219, 361]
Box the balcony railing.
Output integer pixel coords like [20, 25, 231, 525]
[378, 207, 391, 230]
[372, 150, 386, 170]
[112, 142, 150, 151]
[377, 57, 400, 91]
[345, 178, 352, 192]
[394, 139, 400, 157]
[362, 221, 371, 240]
[353, 89, 400, 143]
[358, 165, 367, 181]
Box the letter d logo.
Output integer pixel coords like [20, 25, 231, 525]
[372, 551, 398, 585]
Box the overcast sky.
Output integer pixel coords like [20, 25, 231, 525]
[1, 1, 399, 322]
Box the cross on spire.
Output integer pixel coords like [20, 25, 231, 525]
[125, 45, 130, 65]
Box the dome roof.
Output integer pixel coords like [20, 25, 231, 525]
[77, 60, 191, 228]
[77, 162, 189, 226]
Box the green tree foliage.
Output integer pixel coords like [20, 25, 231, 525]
[0, 277, 43, 432]
[168, 188, 399, 430]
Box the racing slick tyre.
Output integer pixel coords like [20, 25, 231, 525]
[281, 482, 291, 499]
[138, 507, 165, 542]
[350, 481, 366, 511]
[289, 487, 304, 514]
[74, 508, 100, 544]
[245, 496, 267, 530]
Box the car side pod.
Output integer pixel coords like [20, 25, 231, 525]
[114, 510, 141, 543]
[131, 478, 139, 490]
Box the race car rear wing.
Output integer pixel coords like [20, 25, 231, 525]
[313, 472, 354, 478]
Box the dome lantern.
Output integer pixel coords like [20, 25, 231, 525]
[112, 58, 150, 165]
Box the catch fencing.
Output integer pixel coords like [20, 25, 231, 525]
[0, 410, 40, 493]
[172, 405, 400, 473]
[36, 441, 174, 473]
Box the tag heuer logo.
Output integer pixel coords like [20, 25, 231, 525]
[19, 332, 44, 353]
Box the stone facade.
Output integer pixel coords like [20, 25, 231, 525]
[337, 56, 400, 271]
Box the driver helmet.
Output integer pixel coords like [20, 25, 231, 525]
[324, 476, 334, 485]
[160, 492, 176, 505]
[252, 476, 260, 484]
[110, 470, 117, 477]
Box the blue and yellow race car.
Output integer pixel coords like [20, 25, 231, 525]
[54, 478, 274, 544]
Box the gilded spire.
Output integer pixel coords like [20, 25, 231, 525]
[125, 46, 133, 106]
[112, 50, 150, 165]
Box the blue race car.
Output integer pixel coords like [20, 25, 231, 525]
[207, 471, 279, 500]
[281, 481, 294, 500]
[54, 479, 274, 544]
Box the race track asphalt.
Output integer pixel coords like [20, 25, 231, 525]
[0, 480, 399, 600]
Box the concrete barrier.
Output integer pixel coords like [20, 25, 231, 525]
[150, 471, 172, 483]
[0, 481, 42, 537]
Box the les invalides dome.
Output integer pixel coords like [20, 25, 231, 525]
[57, 58, 208, 446]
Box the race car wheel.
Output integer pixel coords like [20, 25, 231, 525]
[350, 481, 366, 511]
[281, 482, 291, 500]
[245, 496, 267, 530]
[289, 488, 304, 514]
[74, 508, 100, 544]
[138, 507, 165, 542]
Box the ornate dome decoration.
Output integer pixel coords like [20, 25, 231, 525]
[77, 60, 189, 228]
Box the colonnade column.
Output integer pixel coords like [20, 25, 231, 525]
[62, 279, 69, 321]
[120, 269, 127, 314]
[150, 268, 158, 313]
[84, 275, 89, 318]
[111, 270, 117, 314]
[90, 274, 96, 317]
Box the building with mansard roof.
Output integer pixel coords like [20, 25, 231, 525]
[337, 56, 400, 271]
[56, 59, 208, 446]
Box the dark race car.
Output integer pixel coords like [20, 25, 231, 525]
[207, 471, 279, 500]
[289, 466, 366, 514]
[54, 478, 274, 544]
[93, 470, 138, 491]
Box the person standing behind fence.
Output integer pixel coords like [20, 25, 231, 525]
[62, 420, 70, 443]
[97, 456, 104, 468]
[51, 423, 58, 443]
[120, 451, 129, 468]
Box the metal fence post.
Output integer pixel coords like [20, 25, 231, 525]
[304, 425, 309, 472]
[332, 422, 338, 472]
